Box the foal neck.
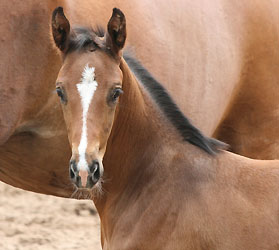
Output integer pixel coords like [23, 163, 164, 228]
[95, 57, 219, 246]
[104, 58, 168, 180]
[96, 57, 202, 208]
[94, 59, 172, 196]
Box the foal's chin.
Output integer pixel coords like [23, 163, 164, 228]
[70, 179, 104, 200]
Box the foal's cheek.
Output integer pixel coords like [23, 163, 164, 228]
[60, 108, 72, 141]
[100, 109, 116, 146]
[106, 106, 117, 130]
[103, 117, 114, 139]
[103, 125, 111, 135]
[61, 103, 81, 146]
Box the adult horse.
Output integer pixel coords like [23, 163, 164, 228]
[52, 7, 279, 249]
[0, 0, 72, 197]
[1, 0, 279, 197]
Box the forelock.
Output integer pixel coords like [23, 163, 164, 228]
[66, 26, 105, 54]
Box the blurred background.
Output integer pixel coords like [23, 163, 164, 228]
[0, 182, 101, 250]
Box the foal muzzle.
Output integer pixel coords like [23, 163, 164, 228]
[69, 160, 101, 188]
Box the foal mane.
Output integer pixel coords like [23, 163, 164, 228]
[66, 26, 105, 54]
[124, 53, 228, 155]
[64, 26, 228, 154]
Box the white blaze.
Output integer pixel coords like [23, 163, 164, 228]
[76, 64, 98, 171]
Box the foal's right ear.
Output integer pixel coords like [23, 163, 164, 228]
[51, 7, 70, 52]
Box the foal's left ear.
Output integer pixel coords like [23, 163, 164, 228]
[106, 8, 126, 58]
[51, 7, 70, 52]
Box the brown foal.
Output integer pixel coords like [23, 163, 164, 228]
[52, 7, 279, 250]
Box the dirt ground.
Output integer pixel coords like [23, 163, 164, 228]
[0, 182, 101, 250]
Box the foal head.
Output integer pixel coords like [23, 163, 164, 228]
[51, 7, 126, 189]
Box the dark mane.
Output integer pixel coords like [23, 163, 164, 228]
[66, 26, 105, 54]
[124, 52, 228, 155]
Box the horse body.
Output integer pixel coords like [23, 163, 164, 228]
[213, 0, 279, 159]
[0, 0, 74, 196]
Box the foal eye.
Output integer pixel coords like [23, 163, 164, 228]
[110, 88, 123, 103]
[56, 87, 67, 103]
[56, 87, 63, 97]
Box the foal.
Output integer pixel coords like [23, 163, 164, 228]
[52, 7, 279, 250]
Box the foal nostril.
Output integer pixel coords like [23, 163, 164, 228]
[89, 161, 99, 173]
[69, 167, 75, 179]
[69, 160, 77, 179]
[87, 161, 101, 186]
[92, 165, 100, 183]
[69, 159, 101, 188]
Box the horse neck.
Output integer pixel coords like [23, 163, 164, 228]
[94, 58, 217, 245]
[95, 58, 178, 206]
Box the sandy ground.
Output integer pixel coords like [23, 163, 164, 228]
[0, 182, 101, 250]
